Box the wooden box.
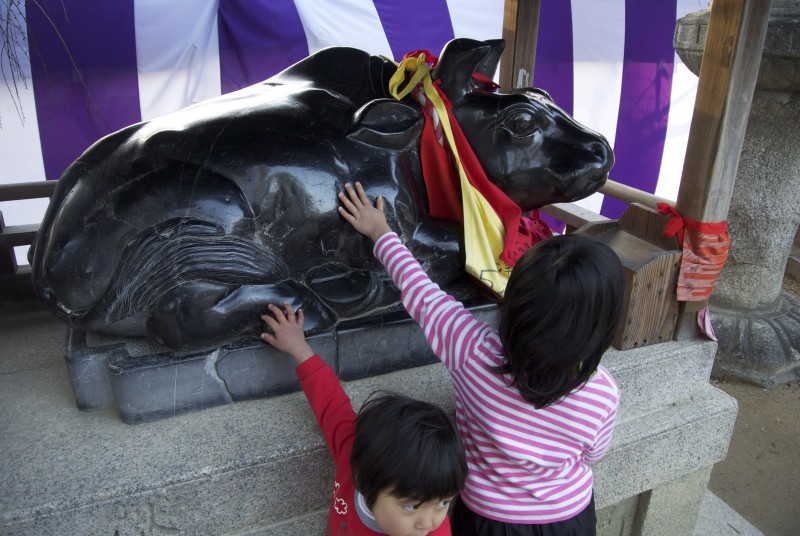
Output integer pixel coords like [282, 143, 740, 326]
[577, 203, 681, 350]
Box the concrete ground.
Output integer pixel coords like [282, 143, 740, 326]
[709, 377, 799, 536]
[706, 272, 800, 536]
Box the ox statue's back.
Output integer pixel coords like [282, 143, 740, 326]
[30, 38, 613, 352]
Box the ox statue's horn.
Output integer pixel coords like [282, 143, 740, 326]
[432, 38, 494, 103]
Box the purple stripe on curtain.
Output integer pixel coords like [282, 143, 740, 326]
[533, 1, 574, 234]
[533, 1, 574, 115]
[600, 0, 676, 219]
[27, 1, 140, 181]
[218, 0, 308, 94]
[372, 0, 455, 61]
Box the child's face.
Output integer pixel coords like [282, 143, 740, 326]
[371, 490, 453, 536]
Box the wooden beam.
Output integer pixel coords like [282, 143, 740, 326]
[500, 0, 541, 91]
[540, 203, 609, 232]
[0, 180, 57, 202]
[0, 224, 40, 248]
[675, 0, 772, 222]
[673, 0, 772, 339]
[599, 180, 674, 211]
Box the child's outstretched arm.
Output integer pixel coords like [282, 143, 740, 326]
[337, 181, 490, 372]
[260, 303, 315, 365]
[263, 303, 359, 462]
[337, 182, 392, 242]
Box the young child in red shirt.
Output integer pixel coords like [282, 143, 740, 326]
[261, 302, 467, 536]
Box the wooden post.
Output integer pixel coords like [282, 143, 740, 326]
[0, 181, 57, 300]
[499, 0, 541, 91]
[673, 0, 772, 339]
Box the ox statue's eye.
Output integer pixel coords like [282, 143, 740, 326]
[503, 110, 538, 138]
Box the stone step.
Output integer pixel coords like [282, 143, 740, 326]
[595, 383, 736, 509]
[602, 339, 718, 422]
[225, 489, 766, 536]
[1, 303, 735, 536]
[1, 331, 454, 535]
[226, 384, 739, 536]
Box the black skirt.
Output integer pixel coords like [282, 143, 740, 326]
[449, 494, 597, 536]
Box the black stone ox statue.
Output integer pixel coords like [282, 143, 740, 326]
[30, 38, 613, 351]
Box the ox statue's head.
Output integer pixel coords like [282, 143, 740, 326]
[431, 38, 612, 210]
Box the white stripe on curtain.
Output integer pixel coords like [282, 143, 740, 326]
[292, 0, 392, 56]
[447, 0, 505, 46]
[134, 0, 222, 121]
[656, 0, 704, 201]
[0, 0, 48, 263]
[571, 0, 626, 215]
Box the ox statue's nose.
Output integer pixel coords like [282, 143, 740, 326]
[588, 138, 614, 179]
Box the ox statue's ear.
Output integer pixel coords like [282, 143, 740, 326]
[347, 99, 423, 150]
[433, 38, 498, 103]
[475, 39, 506, 79]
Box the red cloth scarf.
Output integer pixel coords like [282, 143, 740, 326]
[658, 203, 730, 301]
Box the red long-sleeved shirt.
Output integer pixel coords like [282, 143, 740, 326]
[296, 355, 452, 535]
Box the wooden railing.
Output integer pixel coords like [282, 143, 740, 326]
[0, 181, 57, 300]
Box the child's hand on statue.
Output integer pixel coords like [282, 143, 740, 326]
[337, 182, 392, 243]
[260, 303, 315, 365]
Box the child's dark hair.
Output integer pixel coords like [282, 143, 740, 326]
[496, 233, 625, 409]
[351, 392, 467, 509]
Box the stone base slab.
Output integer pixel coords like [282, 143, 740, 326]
[65, 302, 496, 424]
[711, 291, 800, 387]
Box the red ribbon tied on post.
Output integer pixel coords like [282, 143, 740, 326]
[657, 203, 730, 302]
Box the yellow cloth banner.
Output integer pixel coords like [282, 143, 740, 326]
[388, 54, 512, 295]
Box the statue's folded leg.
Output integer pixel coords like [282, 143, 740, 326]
[146, 280, 336, 350]
[306, 263, 400, 319]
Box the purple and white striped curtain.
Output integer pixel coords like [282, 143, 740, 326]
[0, 0, 707, 263]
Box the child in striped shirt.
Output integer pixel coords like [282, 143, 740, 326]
[338, 182, 624, 536]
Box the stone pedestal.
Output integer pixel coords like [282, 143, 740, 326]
[674, 1, 800, 386]
[64, 300, 494, 424]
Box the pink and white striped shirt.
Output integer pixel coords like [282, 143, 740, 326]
[374, 232, 620, 524]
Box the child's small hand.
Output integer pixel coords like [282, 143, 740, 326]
[337, 182, 392, 242]
[260, 303, 315, 365]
